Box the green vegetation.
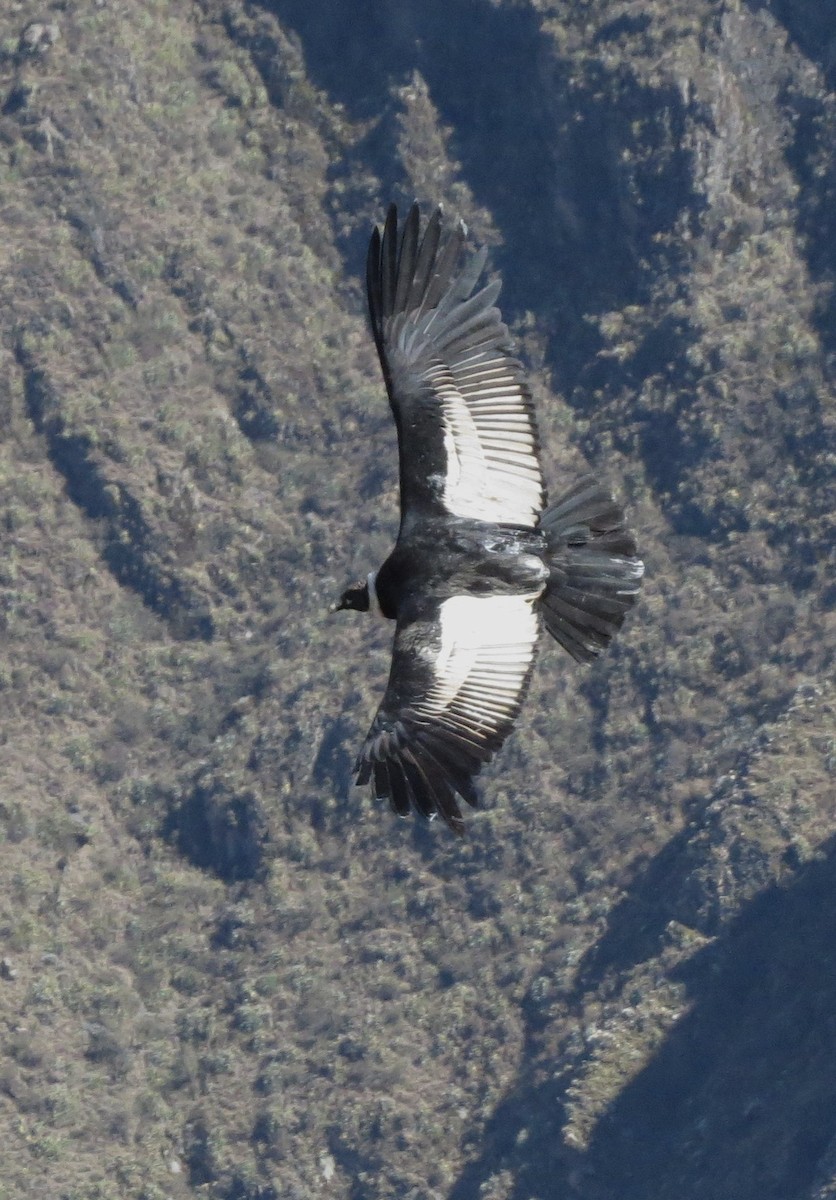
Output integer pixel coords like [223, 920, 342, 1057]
[0, 0, 833, 1197]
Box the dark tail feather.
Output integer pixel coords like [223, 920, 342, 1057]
[539, 475, 643, 663]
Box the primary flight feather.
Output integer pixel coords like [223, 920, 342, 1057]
[334, 202, 643, 834]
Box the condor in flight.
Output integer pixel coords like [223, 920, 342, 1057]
[334, 203, 643, 834]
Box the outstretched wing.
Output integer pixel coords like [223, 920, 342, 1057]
[355, 593, 541, 834]
[367, 203, 545, 528]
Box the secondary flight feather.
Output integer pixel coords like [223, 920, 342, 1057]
[334, 202, 643, 834]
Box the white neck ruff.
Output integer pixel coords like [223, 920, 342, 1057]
[367, 571, 385, 618]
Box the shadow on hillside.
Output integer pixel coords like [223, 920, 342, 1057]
[449, 833, 836, 1200]
[756, 0, 836, 373]
[782, 82, 836, 371]
[261, 0, 698, 401]
[750, 0, 836, 89]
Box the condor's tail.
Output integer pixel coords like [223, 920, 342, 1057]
[538, 475, 644, 663]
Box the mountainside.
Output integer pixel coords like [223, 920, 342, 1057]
[0, 1, 833, 1197]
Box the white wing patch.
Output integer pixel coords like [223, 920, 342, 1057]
[418, 593, 540, 734]
[426, 356, 543, 526]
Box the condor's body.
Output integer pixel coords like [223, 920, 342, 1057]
[373, 518, 548, 621]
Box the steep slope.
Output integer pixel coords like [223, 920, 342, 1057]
[0, 1, 832, 1197]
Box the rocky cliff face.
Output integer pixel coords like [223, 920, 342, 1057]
[0, 2, 832, 1197]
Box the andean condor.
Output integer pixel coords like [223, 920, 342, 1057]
[334, 202, 643, 834]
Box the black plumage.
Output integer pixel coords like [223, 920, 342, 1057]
[334, 203, 643, 834]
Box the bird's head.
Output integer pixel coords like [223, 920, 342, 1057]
[331, 579, 370, 614]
